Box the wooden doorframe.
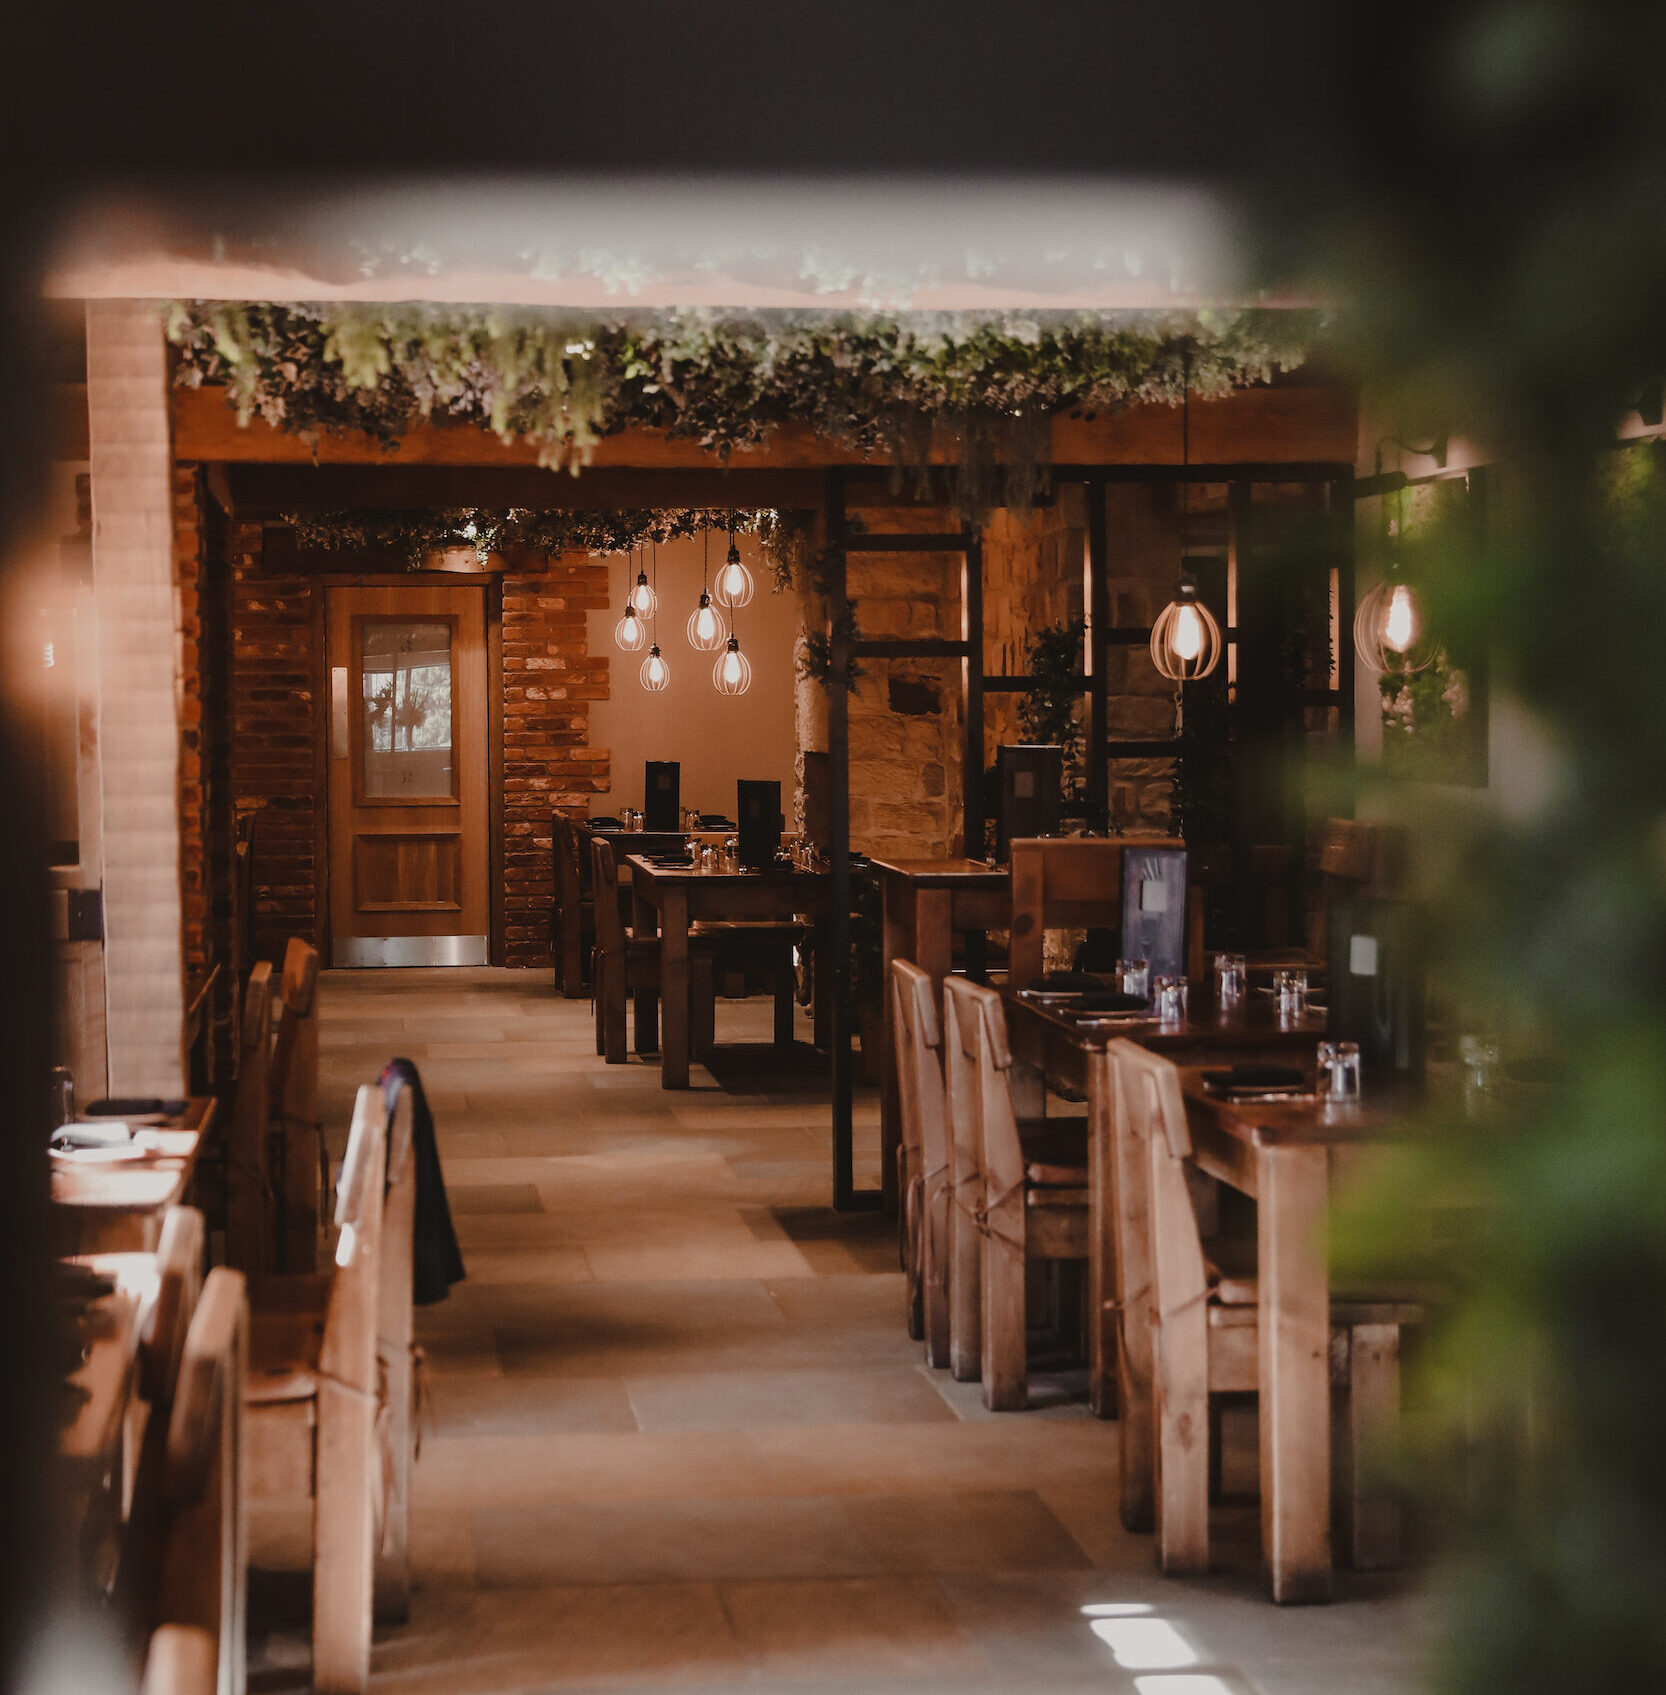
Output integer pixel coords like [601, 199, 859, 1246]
[317, 572, 501, 966]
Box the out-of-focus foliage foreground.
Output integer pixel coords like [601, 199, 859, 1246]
[1294, 4, 1666, 1689]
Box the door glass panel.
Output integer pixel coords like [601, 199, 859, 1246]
[361, 620, 455, 798]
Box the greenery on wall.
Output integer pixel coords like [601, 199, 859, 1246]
[166, 301, 1320, 511]
[1016, 619, 1087, 807]
[282, 504, 810, 575]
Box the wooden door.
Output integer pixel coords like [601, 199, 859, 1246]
[327, 585, 489, 966]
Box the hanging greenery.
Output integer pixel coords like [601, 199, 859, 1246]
[1016, 619, 1089, 806]
[281, 504, 810, 577]
[166, 302, 1321, 510]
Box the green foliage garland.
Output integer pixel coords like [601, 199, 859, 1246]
[166, 302, 1320, 508]
[1017, 619, 1088, 804]
[282, 505, 808, 576]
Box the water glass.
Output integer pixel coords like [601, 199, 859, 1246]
[50, 1065, 75, 1128]
[1213, 952, 1247, 1009]
[1153, 975, 1188, 1023]
[1116, 958, 1150, 1001]
[1274, 967, 1308, 1021]
[1317, 1039, 1361, 1102]
[1458, 1034, 1499, 1090]
[725, 836, 740, 873]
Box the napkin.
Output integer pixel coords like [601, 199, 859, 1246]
[51, 1121, 134, 1149]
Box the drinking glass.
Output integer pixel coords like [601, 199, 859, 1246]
[1213, 952, 1247, 1009]
[50, 1066, 75, 1128]
[1153, 975, 1188, 1023]
[1459, 1034, 1501, 1094]
[1274, 967, 1308, 1021]
[725, 835, 740, 873]
[1317, 1039, 1361, 1102]
[1116, 958, 1150, 1001]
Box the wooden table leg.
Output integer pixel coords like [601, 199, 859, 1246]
[880, 877, 918, 1216]
[1258, 1143, 1333, 1602]
[660, 887, 690, 1089]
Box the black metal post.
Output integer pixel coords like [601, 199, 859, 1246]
[961, 524, 984, 859]
[1086, 474, 1110, 829]
[826, 471, 856, 1210]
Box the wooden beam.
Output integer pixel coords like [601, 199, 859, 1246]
[172, 383, 1358, 472]
[218, 461, 828, 516]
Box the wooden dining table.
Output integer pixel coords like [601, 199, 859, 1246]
[1172, 1065, 1401, 1603]
[998, 985, 1328, 1419]
[628, 856, 834, 1089]
[872, 857, 1009, 1211]
[50, 1097, 217, 1255]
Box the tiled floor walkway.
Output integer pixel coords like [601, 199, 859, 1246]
[251, 968, 1431, 1694]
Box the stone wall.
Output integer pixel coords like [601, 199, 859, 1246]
[501, 557, 611, 967]
[1101, 482, 1184, 828]
[845, 506, 965, 859]
[173, 465, 208, 980]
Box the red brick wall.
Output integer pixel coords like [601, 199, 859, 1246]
[228, 522, 323, 964]
[502, 557, 612, 966]
[173, 465, 208, 978]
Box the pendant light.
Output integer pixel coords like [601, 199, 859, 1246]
[640, 541, 670, 691]
[614, 546, 647, 653]
[713, 634, 752, 696]
[1149, 346, 1223, 683]
[1354, 489, 1434, 674]
[630, 544, 658, 617]
[686, 523, 728, 652]
[714, 514, 755, 609]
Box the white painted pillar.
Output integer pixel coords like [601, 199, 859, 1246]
[85, 301, 184, 1094]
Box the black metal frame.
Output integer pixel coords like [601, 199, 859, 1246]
[822, 463, 1355, 1210]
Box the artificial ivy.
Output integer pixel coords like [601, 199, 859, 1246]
[282, 505, 809, 577]
[166, 302, 1320, 512]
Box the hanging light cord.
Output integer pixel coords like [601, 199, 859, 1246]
[1173, 345, 1191, 730]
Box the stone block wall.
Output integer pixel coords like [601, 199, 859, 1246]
[845, 507, 965, 859]
[501, 557, 612, 967]
[173, 465, 207, 980]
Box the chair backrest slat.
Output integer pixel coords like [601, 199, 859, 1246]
[146, 1205, 207, 1406]
[320, 1086, 388, 1398]
[890, 960, 948, 1188]
[943, 978, 1023, 1200]
[158, 1266, 248, 1695]
[227, 963, 273, 1279]
[590, 838, 626, 954]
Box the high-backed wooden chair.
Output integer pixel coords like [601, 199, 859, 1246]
[226, 962, 274, 1281]
[942, 977, 1089, 1410]
[245, 1084, 416, 1693]
[141, 1625, 218, 1695]
[143, 1204, 208, 1405]
[269, 939, 322, 1275]
[156, 1266, 249, 1695]
[1108, 1038, 1417, 1575]
[890, 959, 952, 1365]
[1007, 835, 1187, 987]
[552, 815, 596, 999]
[591, 838, 715, 1064]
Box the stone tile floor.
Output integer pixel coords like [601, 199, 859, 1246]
[248, 968, 1434, 1694]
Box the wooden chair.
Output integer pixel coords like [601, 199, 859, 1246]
[1007, 835, 1188, 987]
[143, 1204, 208, 1405]
[942, 976, 1089, 1408]
[269, 939, 322, 1275]
[141, 1625, 218, 1695]
[1108, 1038, 1417, 1575]
[890, 959, 952, 1366]
[156, 1266, 249, 1695]
[226, 962, 273, 1281]
[245, 1083, 417, 1693]
[552, 814, 596, 999]
[591, 838, 715, 1064]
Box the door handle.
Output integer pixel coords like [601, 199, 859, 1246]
[331, 666, 349, 759]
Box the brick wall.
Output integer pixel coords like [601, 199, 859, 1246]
[501, 556, 611, 966]
[228, 523, 323, 965]
[173, 464, 207, 980]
